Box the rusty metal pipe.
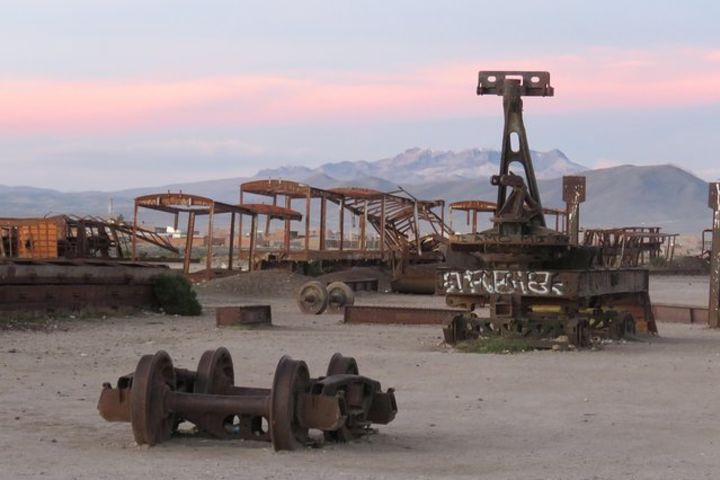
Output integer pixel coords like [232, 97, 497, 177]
[228, 386, 271, 396]
[168, 392, 269, 418]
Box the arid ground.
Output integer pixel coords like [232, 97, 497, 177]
[1, 273, 718, 480]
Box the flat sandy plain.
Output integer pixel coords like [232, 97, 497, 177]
[1, 274, 718, 480]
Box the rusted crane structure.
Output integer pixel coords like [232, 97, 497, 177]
[441, 71, 656, 347]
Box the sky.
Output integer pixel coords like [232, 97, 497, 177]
[1, 0, 719, 191]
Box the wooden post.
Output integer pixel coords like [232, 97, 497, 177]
[228, 212, 235, 271]
[361, 200, 367, 251]
[206, 205, 214, 280]
[414, 201, 420, 256]
[184, 212, 195, 274]
[380, 195, 386, 255]
[305, 191, 311, 253]
[284, 196, 291, 253]
[238, 190, 244, 253]
[265, 195, 276, 243]
[249, 214, 258, 272]
[709, 183, 720, 328]
[319, 195, 327, 251]
[339, 197, 345, 251]
[131, 203, 139, 261]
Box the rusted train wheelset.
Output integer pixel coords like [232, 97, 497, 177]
[98, 348, 397, 451]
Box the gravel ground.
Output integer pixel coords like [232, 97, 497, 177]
[0, 275, 719, 479]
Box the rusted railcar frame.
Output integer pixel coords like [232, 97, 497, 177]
[132, 193, 301, 279]
[239, 180, 449, 271]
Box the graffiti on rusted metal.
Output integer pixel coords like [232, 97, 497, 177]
[442, 269, 564, 296]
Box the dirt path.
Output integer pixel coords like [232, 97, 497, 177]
[1, 278, 719, 479]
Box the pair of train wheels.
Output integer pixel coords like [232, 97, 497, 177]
[296, 281, 355, 314]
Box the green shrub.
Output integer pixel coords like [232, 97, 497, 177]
[456, 336, 531, 354]
[153, 274, 202, 316]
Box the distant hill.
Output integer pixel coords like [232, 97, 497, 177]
[0, 149, 712, 234]
[258, 147, 586, 184]
[408, 164, 710, 233]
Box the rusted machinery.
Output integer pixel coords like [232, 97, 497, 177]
[0, 215, 178, 260]
[98, 348, 397, 450]
[0, 259, 170, 313]
[441, 71, 656, 347]
[296, 280, 355, 314]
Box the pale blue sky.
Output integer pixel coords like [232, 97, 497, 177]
[0, 1, 718, 190]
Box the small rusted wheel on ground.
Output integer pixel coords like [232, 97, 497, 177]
[194, 347, 235, 395]
[193, 347, 241, 438]
[324, 353, 360, 443]
[269, 355, 311, 451]
[326, 352, 359, 376]
[326, 282, 355, 314]
[296, 281, 329, 314]
[130, 351, 177, 446]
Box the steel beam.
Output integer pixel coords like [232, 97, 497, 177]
[344, 305, 460, 325]
[216, 305, 272, 327]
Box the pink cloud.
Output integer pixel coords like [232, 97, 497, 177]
[2, 47, 720, 135]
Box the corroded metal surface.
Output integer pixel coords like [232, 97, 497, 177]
[296, 280, 329, 314]
[0, 259, 168, 312]
[344, 305, 460, 325]
[98, 348, 397, 451]
[215, 305, 272, 326]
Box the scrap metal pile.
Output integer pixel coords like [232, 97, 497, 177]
[441, 71, 657, 347]
[97, 348, 397, 451]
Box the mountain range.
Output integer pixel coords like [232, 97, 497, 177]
[0, 148, 713, 234]
[257, 147, 586, 185]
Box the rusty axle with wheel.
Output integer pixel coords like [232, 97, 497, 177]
[97, 348, 397, 451]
